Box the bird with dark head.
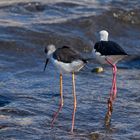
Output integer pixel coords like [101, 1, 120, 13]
[44, 44, 87, 133]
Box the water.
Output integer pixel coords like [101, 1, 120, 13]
[0, 0, 140, 139]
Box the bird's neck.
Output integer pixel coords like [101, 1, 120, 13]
[100, 38, 108, 41]
[100, 36, 108, 41]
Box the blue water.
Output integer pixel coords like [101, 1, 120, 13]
[0, 0, 140, 139]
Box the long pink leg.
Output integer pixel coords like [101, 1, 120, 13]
[71, 72, 77, 133]
[105, 58, 117, 125]
[51, 73, 63, 127]
[112, 65, 117, 100]
[110, 66, 115, 99]
[105, 58, 117, 101]
[110, 65, 117, 100]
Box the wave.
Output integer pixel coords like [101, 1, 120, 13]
[0, 1, 139, 57]
[0, 1, 139, 26]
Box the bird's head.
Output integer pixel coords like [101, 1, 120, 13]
[44, 44, 56, 71]
[99, 30, 109, 41]
[45, 44, 56, 57]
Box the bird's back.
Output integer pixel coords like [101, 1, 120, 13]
[53, 46, 83, 63]
[94, 41, 127, 56]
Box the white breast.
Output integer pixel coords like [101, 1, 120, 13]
[51, 57, 85, 73]
[92, 49, 107, 64]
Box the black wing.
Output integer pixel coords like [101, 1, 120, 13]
[94, 41, 127, 55]
[53, 46, 84, 63]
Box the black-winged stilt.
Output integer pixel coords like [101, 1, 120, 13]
[44, 44, 87, 132]
[93, 30, 128, 124]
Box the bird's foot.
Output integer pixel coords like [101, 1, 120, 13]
[70, 129, 74, 134]
[105, 98, 113, 126]
[50, 103, 63, 128]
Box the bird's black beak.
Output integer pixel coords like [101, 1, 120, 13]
[44, 58, 49, 71]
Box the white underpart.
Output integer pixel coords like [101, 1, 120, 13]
[95, 51, 107, 64]
[106, 55, 126, 64]
[94, 51, 125, 64]
[92, 47, 107, 64]
[92, 48, 97, 58]
[51, 57, 85, 73]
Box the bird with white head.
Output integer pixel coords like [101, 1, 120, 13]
[93, 30, 128, 125]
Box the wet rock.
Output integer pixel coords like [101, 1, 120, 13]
[24, 2, 46, 12]
[90, 132, 100, 140]
[112, 8, 140, 25]
[91, 67, 104, 73]
[0, 108, 35, 116]
[0, 124, 9, 130]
